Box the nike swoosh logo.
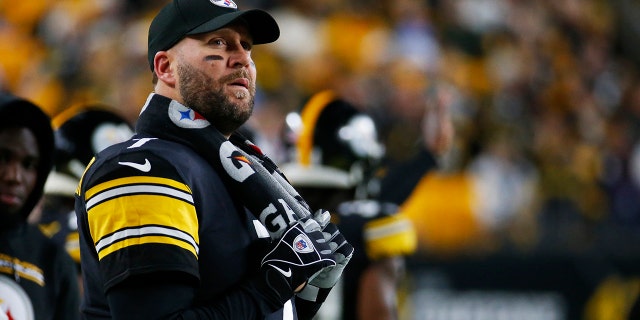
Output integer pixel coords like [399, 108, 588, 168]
[269, 264, 292, 278]
[118, 159, 151, 172]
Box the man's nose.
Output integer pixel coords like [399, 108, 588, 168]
[230, 47, 251, 68]
[1, 161, 24, 182]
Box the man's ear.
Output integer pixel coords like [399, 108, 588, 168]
[154, 51, 176, 86]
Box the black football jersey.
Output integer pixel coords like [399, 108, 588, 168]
[75, 135, 286, 318]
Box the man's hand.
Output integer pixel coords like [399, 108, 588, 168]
[261, 219, 336, 293]
[297, 210, 354, 302]
[309, 210, 353, 288]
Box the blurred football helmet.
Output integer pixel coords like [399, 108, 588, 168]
[281, 90, 385, 192]
[39, 105, 134, 264]
[44, 105, 134, 196]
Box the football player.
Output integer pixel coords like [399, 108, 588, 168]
[279, 87, 453, 319]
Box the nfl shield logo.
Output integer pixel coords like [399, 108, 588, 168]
[296, 239, 308, 250]
[210, 0, 237, 9]
[293, 234, 314, 253]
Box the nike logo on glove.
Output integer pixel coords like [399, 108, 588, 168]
[118, 159, 151, 172]
[270, 264, 292, 278]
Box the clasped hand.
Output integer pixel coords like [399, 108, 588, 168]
[260, 211, 353, 295]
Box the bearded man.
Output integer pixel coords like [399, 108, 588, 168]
[74, 0, 352, 319]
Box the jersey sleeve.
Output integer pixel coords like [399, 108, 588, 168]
[78, 150, 200, 290]
[363, 148, 435, 260]
[338, 200, 417, 261]
[363, 212, 417, 260]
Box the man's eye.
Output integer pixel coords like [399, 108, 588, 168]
[0, 151, 9, 164]
[212, 39, 225, 46]
[23, 158, 38, 171]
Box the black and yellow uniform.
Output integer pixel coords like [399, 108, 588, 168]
[336, 149, 436, 320]
[279, 90, 437, 320]
[76, 94, 301, 319]
[0, 93, 79, 320]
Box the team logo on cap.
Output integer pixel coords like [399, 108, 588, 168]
[168, 101, 210, 129]
[210, 0, 237, 9]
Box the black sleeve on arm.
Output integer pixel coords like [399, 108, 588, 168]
[107, 270, 293, 320]
[294, 297, 323, 320]
[377, 148, 438, 205]
[294, 289, 332, 320]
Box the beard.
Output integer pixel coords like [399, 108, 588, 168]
[177, 62, 254, 136]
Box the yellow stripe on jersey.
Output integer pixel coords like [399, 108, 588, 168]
[86, 184, 193, 210]
[364, 213, 417, 260]
[89, 194, 198, 260]
[0, 254, 45, 286]
[85, 176, 192, 200]
[65, 232, 80, 263]
[97, 233, 198, 260]
[84, 176, 198, 260]
[77, 157, 96, 195]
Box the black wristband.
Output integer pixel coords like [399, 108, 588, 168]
[294, 296, 324, 320]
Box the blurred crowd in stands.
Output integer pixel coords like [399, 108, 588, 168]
[2, 0, 640, 262]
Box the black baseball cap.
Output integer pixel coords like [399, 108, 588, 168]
[148, 0, 280, 71]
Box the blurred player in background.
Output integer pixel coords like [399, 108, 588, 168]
[0, 92, 79, 320]
[279, 86, 454, 319]
[31, 105, 134, 295]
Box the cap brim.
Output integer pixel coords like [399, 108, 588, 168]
[188, 9, 279, 45]
[44, 171, 79, 196]
[280, 163, 355, 189]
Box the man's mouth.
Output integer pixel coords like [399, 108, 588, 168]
[230, 78, 249, 89]
[0, 192, 22, 206]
